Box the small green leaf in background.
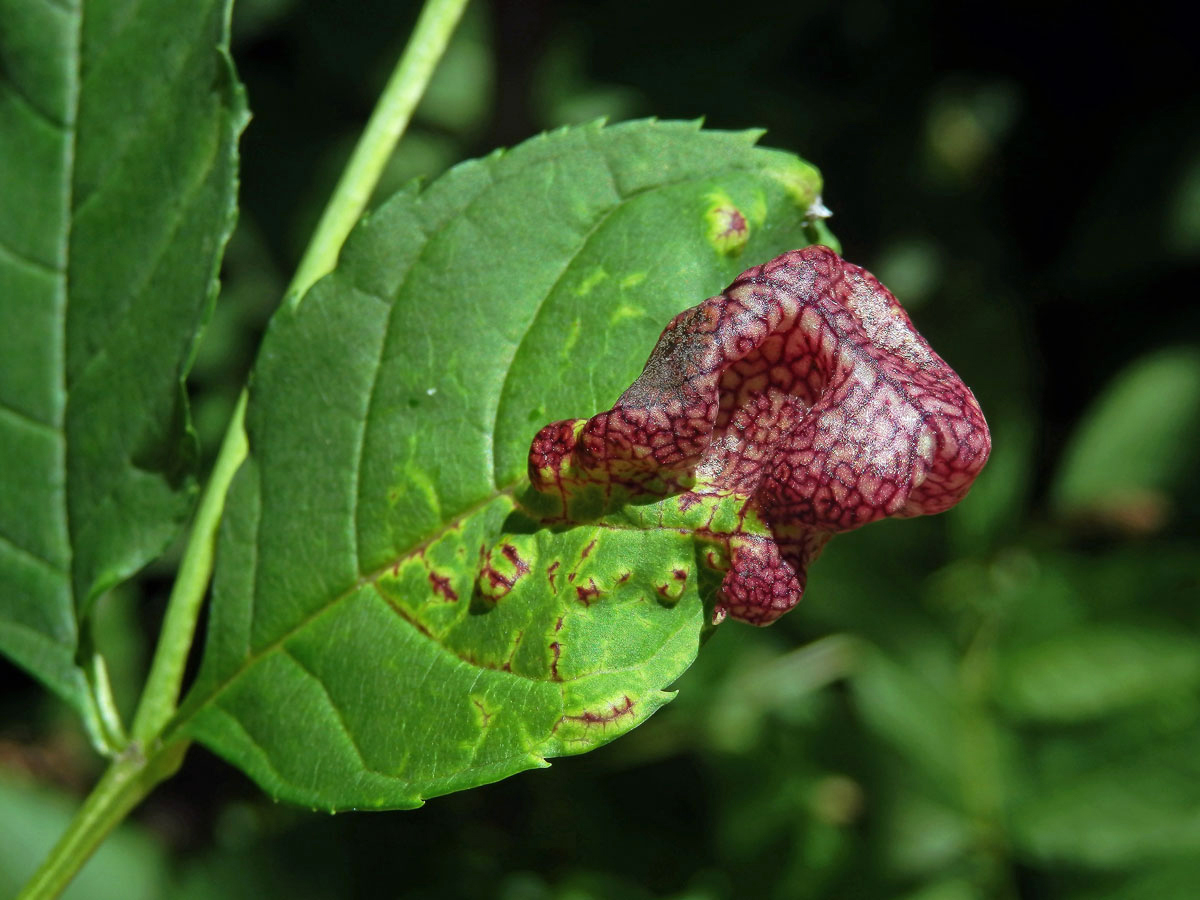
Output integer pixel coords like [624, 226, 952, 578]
[1012, 738, 1200, 870]
[1051, 347, 1200, 530]
[174, 120, 829, 809]
[996, 625, 1200, 724]
[0, 0, 245, 742]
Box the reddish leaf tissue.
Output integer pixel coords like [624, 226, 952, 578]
[529, 246, 990, 625]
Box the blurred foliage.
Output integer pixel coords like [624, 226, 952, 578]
[2, 0, 1196, 897]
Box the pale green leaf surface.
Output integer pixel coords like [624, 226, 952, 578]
[0, 0, 244, 724]
[177, 121, 828, 809]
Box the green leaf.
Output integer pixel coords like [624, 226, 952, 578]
[849, 642, 963, 801]
[175, 120, 829, 809]
[996, 625, 1200, 723]
[894, 878, 980, 900]
[1051, 347, 1200, 527]
[1067, 862, 1200, 900]
[1012, 737, 1200, 869]
[0, 0, 245, 736]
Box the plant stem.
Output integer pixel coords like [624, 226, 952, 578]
[284, 0, 471, 306]
[15, 740, 188, 900]
[134, 0, 469, 742]
[18, 2, 470, 896]
[130, 390, 248, 743]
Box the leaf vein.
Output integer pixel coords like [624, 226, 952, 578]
[207, 701, 294, 790]
[486, 155, 773, 486]
[174, 482, 519, 734]
[0, 65, 71, 132]
[66, 110, 223, 389]
[70, 4, 209, 214]
[0, 232, 64, 275]
[278, 645, 373, 771]
[369, 581, 548, 685]
[486, 166, 622, 487]
[0, 396, 59, 434]
[52, 0, 82, 612]
[0, 529, 67, 575]
[347, 172, 501, 574]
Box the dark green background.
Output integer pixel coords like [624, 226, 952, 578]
[2, 1, 1197, 898]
